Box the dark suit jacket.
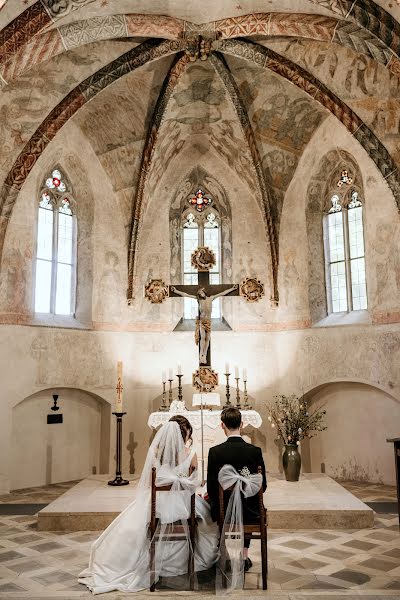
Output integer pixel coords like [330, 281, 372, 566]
[207, 436, 267, 523]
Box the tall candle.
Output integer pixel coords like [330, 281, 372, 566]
[235, 366, 239, 379]
[177, 363, 182, 375]
[225, 362, 229, 374]
[168, 368, 173, 380]
[243, 368, 247, 382]
[162, 370, 166, 383]
[116, 361, 123, 411]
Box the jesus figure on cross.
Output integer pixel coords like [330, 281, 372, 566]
[170, 284, 238, 364]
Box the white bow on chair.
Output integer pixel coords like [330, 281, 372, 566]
[217, 465, 262, 593]
[155, 465, 199, 524]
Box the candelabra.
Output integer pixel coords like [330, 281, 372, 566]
[177, 374, 183, 402]
[108, 412, 129, 486]
[224, 372, 232, 407]
[168, 378, 173, 407]
[160, 381, 168, 411]
[235, 377, 242, 409]
[243, 379, 252, 409]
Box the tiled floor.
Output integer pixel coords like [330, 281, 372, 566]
[0, 481, 80, 506]
[0, 479, 397, 599]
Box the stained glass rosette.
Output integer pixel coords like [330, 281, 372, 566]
[188, 189, 212, 213]
[46, 169, 67, 193]
[337, 169, 353, 188]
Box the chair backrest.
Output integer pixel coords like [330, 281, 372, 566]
[150, 465, 196, 531]
[218, 465, 264, 525]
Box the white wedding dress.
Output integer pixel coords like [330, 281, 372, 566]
[79, 422, 219, 595]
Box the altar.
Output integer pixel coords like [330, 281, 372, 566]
[148, 409, 262, 476]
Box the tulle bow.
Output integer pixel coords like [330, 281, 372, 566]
[156, 464, 199, 492]
[155, 464, 199, 524]
[218, 465, 262, 498]
[217, 464, 262, 593]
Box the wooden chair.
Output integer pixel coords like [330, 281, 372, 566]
[149, 466, 197, 592]
[218, 466, 268, 590]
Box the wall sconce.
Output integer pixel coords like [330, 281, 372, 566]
[47, 393, 63, 424]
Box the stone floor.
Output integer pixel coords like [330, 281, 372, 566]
[0, 479, 398, 599]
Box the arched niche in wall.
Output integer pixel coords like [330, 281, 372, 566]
[300, 380, 400, 485]
[305, 150, 364, 324]
[11, 387, 110, 490]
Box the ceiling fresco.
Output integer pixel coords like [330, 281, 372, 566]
[0, 0, 399, 304]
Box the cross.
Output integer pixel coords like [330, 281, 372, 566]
[144, 246, 264, 371]
[169, 270, 239, 367]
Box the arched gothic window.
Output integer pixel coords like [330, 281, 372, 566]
[182, 189, 221, 319]
[324, 169, 367, 313]
[34, 168, 76, 315]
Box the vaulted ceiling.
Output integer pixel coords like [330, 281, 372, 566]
[0, 0, 399, 302]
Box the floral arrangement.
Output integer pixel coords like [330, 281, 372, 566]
[266, 394, 327, 445]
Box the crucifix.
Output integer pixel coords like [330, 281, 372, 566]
[144, 246, 265, 369]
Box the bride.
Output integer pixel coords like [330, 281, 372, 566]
[79, 415, 219, 594]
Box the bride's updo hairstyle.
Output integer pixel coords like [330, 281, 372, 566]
[169, 415, 193, 444]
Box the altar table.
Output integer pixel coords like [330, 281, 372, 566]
[148, 410, 262, 477]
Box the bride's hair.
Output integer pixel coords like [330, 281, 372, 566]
[169, 415, 193, 443]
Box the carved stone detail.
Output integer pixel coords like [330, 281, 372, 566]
[144, 279, 169, 304]
[192, 367, 218, 392]
[239, 278, 265, 303]
[191, 246, 216, 271]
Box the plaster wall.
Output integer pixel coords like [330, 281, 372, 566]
[0, 323, 400, 491]
[305, 382, 400, 485]
[11, 388, 107, 490]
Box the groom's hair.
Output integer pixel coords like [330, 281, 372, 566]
[221, 407, 242, 430]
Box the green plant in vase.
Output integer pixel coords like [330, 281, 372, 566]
[266, 394, 327, 482]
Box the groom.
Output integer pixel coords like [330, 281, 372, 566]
[207, 407, 267, 571]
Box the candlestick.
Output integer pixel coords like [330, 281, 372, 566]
[243, 368, 247, 382]
[162, 370, 166, 383]
[235, 377, 241, 409]
[116, 361, 123, 412]
[177, 373, 183, 402]
[224, 371, 232, 407]
[160, 381, 168, 411]
[234, 366, 239, 379]
[177, 363, 182, 375]
[243, 379, 251, 410]
[108, 412, 129, 486]
[168, 378, 173, 406]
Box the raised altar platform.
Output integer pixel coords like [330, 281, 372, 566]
[37, 473, 374, 532]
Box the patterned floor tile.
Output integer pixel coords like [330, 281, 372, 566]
[330, 568, 371, 585]
[31, 570, 77, 585]
[0, 550, 25, 562]
[278, 540, 315, 550]
[28, 541, 64, 552]
[342, 539, 378, 551]
[358, 557, 400, 572]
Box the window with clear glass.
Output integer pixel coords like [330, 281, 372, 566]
[34, 169, 75, 315]
[325, 187, 367, 313]
[182, 193, 221, 320]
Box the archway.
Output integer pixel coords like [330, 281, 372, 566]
[301, 381, 400, 485]
[11, 387, 111, 490]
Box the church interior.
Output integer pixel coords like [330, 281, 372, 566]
[0, 0, 400, 597]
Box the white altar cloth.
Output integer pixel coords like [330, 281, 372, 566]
[148, 409, 262, 430]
